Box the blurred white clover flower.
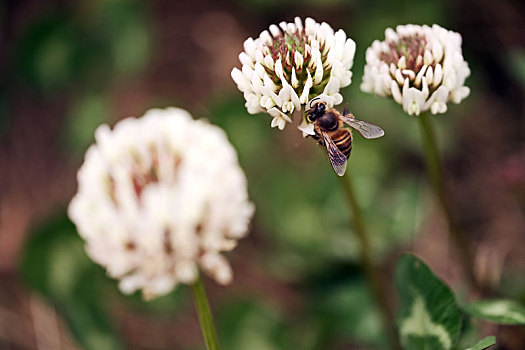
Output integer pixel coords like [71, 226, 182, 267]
[68, 108, 254, 299]
[231, 17, 356, 130]
[361, 24, 470, 116]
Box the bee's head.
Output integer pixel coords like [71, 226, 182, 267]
[307, 102, 326, 123]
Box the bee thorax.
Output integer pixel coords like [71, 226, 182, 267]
[317, 112, 339, 131]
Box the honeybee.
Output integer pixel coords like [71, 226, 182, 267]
[306, 99, 385, 176]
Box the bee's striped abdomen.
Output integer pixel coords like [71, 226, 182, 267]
[334, 130, 353, 158]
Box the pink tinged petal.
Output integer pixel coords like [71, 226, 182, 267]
[403, 89, 423, 116]
[241, 64, 254, 81]
[285, 50, 292, 68]
[290, 86, 301, 111]
[432, 40, 444, 62]
[263, 74, 277, 91]
[263, 55, 274, 70]
[323, 76, 340, 96]
[421, 77, 429, 99]
[259, 30, 272, 43]
[176, 260, 198, 284]
[443, 67, 457, 90]
[423, 86, 449, 113]
[416, 55, 423, 68]
[269, 24, 280, 37]
[260, 95, 275, 109]
[402, 69, 416, 80]
[119, 275, 146, 295]
[451, 86, 470, 103]
[433, 64, 443, 87]
[255, 50, 264, 63]
[402, 79, 424, 116]
[430, 102, 447, 114]
[282, 113, 292, 123]
[278, 21, 288, 32]
[243, 37, 256, 58]
[200, 253, 232, 285]
[298, 118, 315, 137]
[305, 17, 317, 35]
[332, 93, 343, 105]
[260, 86, 281, 106]
[250, 73, 263, 94]
[343, 38, 356, 66]
[254, 61, 265, 78]
[385, 27, 398, 41]
[294, 52, 304, 69]
[231, 68, 250, 91]
[294, 17, 303, 30]
[277, 118, 286, 130]
[424, 50, 433, 65]
[390, 63, 397, 76]
[299, 69, 313, 104]
[270, 117, 280, 128]
[398, 56, 407, 69]
[332, 29, 347, 60]
[274, 59, 284, 80]
[314, 55, 324, 84]
[278, 83, 292, 104]
[218, 238, 237, 252]
[282, 101, 295, 113]
[309, 47, 323, 84]
[414, 65, 428, 87]
[239, 52, 253, 67]
[396, 69, 405, 85]
[391, 80, 403, 104]
[338, 70, 352, 88]
[304, 44, 311, 57]
[268, 108, 291, 130]
[94, 124, 112, 147]
[425, 66, 433, 86]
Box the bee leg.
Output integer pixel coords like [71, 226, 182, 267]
[343, 104, 349, 116]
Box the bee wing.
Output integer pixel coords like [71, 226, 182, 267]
[340, 114, 385, 139]
[322, 131, 348, 176]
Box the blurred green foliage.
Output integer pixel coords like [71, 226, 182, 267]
[217, 299, 293, 350]
[20, 212, 124, 350]
[15, 0, 149, 93]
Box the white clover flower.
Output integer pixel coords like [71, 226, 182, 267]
[361, 24, 471, 116]
[68, 108, 254, 299]
[231, 17, 356, 130]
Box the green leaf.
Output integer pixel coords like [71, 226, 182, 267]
[19, 211, 123, 350]
[395, 254, 461, 350]
[463, 335, 496, 350]
[464, 299, 525, 325]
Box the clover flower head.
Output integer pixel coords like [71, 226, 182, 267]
[68, 108, 254, 299]
[231, 17, 356, 130]
[361, 24, 470, 116]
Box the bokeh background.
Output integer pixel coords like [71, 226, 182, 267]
[1, 0, 524, 349]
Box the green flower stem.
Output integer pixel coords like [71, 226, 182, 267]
[192, 274, 221, 350]
[417, 112, 479, 291]
[340, 173, 401, 350]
